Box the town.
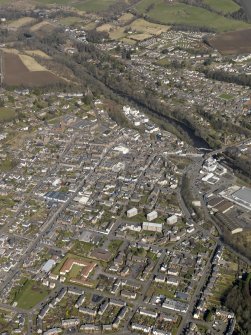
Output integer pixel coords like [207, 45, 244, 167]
[0, 0, 251, 334]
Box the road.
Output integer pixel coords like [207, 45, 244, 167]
[176, 242, 218, 335]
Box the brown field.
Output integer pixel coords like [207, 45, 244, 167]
[8, 17, 36, 29]
[25, 50, 51, 59]
[19, 54, 47, 71]
[117, 13, 135, 25]
[208, 29, 251, 55]
[96, 23, 114, 32]
[83, 21, 98, 30]
[3, 53, 64, 87]
[98, 17, 169, 42]
[130, 33, 152, 41]
[30, 20, 55, 32]
[130, 19, 170, 36]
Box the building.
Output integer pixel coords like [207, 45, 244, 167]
[147, 210, 158, 221]
[142, 222, 162, 233]
[139, 308, 158, 318]
[131, 324, 151, 333]
[41, 259, 56, 273]
[127, 207, 138, 218]
[59, 258, 96, 280]
[166, 276, 179, 286]
[43, 328, 62, 335]
[232, 187, 251, 209]
[43, 191, 69, 203]
[166, 215, 178, 225]
[79, 307, 96, 316]
[62, 319, 79, 328]
[162, 298, 188, 313]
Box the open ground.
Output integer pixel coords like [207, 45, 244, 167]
[134, 0, 251, 32]
[208, 29, 251, 55]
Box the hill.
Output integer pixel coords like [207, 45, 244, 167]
[133, 0, 251, 32]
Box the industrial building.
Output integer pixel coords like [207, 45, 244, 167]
[43, 191, 69, 203]
[232, 187, 251, 210]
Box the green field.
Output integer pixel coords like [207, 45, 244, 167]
[0, 107, 16, 122]
[0, 159, 17, 172]
[58, 16, 84, 25]
[219, 93, 234, 100]
[203, 0, 240, 14]
[15, 279, 50, 309]
[35, 0, 117, 12]
[74, 0, 116, 11]
[135, 1, 251, 32]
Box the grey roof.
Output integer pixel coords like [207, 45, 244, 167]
[232, 187, 251, 206]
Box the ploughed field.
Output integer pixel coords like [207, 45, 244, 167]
[208, 29, 251, 55]
[3, 52, 64, 87]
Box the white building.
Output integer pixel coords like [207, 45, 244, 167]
[127, 208, 138, 218]
[142, 222, 162, 233]
[166, 215, 178, 225]
[147, 210, 158, 221]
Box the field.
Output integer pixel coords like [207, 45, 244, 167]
[15, 279, 50, 309]
[98, 18, 169, 42]
[219, 93, 234, 100]
[97, 23, 114, 32]
[25, 49, 52, 59]
[134, 0, 251, 32]
[83, 21, 98, 30]
[208, 29, 251, 55]
[203, 0, 240, 14]
[0, 107, 16, 122]
[8, 17, 36, 29]
[30, 20, 55, 32]
[130, 33, 153, 41]
[3, 52, 65, 87]
[58, 16, 84, 25]
[19, 54, 47, 71]
[118, 13, 135, 25]
[36, 0, 117, 12]
[130, 19, 170, 35]
[73, 0, 117, 12]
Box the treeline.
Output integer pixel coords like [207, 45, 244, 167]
[201, 67, 251, 88]
[196, 105, 251, 140]
[224, 273, 251, 334]
[223, 147, 251, 179]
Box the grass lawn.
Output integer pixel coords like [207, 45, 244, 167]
[134, 1, 251, 32]
[219, 93, 234, 100]
[0, 107, 16, 122]
[70, 240, 94, 256]
[108, 239, 123, 254]
[15, 279, 50, 309]
[68, 264, 83, 278]
[0, 159, 17, 172]
[203, 0, 240, 14]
